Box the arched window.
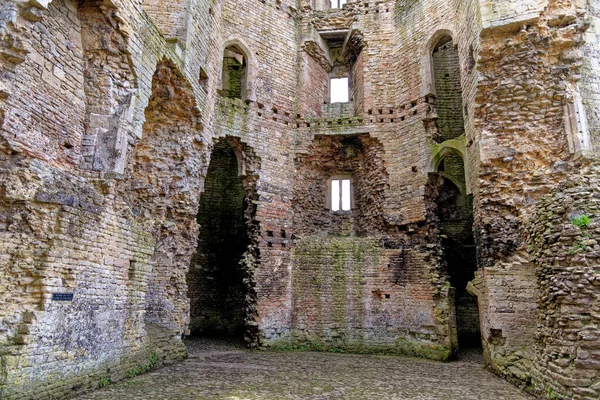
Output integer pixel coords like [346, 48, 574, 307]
[221, 45, 248, 100]
[430, 33, 465, 142]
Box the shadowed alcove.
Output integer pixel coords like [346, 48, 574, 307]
[187, 139, 252, 339]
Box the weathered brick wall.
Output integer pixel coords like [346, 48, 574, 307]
[298, 53, 329, 118]
[211, 0, 299, 344]
[142, 0, 189, 39]
[432, 38, 464, 142]
[1, 0, 600, 398]
[289, 236, 454, 360]
[1, 0, 86, 168]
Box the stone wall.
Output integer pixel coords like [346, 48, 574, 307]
[293, 134, 388, 238]
[580, 0, 600, 153]
[0, 0, 214, 397]
[0, 0, 599, 398]
[529, 162, 600, 399]
[469, 0, 591, 387]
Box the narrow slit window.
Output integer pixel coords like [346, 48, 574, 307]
[330, 178, 352, 211]
[341, 179, 351, 211]
[330, 77, 349, 103]
[330, 0, 347, 8]
[331, 179, 340, 211]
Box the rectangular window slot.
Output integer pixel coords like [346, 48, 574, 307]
[330, 178, 352, 212]
[281, 229, 287, 238]
[267, 230, 274, 237]
[330, 0, 347, 8]
[330, 77, 349, 103]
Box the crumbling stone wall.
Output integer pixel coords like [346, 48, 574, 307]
[528, 162, 600, 399]
[469, 0, 591, 386]
[1, 0, 600, 398]
[293, 134, 388, 237]
[0, 0, 217, 397]
[78, 0, 136, 172]
[125, 60, 206, 334]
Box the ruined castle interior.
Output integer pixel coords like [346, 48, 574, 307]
[1, 0, 600, 398]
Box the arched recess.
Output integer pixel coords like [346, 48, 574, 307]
[218, 38, 258, 102]
[125, 59, 206, 336]
[186, 136, 261, 344]
[420, 28, 456, 97]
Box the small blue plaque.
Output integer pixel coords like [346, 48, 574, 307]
[52, 293, 74, 302]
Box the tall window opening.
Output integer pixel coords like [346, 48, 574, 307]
[221, 45, 248, 100]
[329, 176, 352, 211]
[432, 35, 465, 141]
[330, 77, 349, 103]
[187, 140, 250, 340]
[330, 0, 347, 8]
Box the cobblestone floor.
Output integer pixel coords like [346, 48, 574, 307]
[77, 338, 532, 400]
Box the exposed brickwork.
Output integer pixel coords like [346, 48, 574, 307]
[0, 0, 599, 398]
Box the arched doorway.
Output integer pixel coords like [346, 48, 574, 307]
[187, 138, 255, 341]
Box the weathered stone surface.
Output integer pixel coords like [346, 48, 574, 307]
[0, 0, 599, 399]
[74, 338, 533, 400]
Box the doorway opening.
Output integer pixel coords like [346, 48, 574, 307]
[187, 139, 252, 341]
[435, 154, 481, 351]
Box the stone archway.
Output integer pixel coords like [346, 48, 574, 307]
[126, 59, 206, 339]
[187, 136, 261, 345]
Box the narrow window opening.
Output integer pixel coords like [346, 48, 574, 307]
[199, 67, 209, 90]
[222, 45, 248, 99]
[331, 179, 340, 211]
[330, 77, 349, 103]
[330, 177, 352, 212]
[341, 179, 351, 211]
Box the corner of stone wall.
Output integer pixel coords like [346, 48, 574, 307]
[527, 161, 600, 399]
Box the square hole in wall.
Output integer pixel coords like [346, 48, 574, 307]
[330, 77, 349, 103]
[330, 0, 347, 8]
